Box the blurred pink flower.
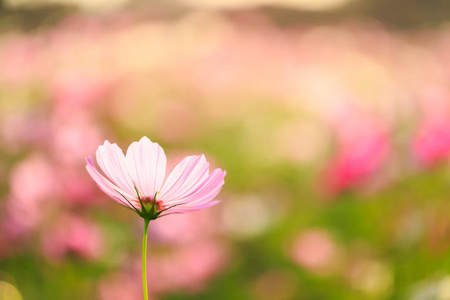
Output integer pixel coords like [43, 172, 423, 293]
[0, 112, 49, 152]
[413, 119, 450, 167]
[290, 229, 340, 275]
[148, 211, 228, 294]
[41, 215, 104, 261]
[0, 36, 41, 84]
[86, 136, 226, 219]
[100, 211, 228, 298]
[413, 86, 450, 167]
[149, 209, 218, 245]
[323, 109, 391, 195]
[147, 240, 229, 293]
[51, 112, 104, 166]
[99, 272, 147, 300]
[2, 154, 59, 239]
[51, 72, 113, 110]
[60, 168, 102, 205]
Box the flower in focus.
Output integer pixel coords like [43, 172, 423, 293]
[86, 136, 226, 220]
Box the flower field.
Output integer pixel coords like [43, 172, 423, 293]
[1, 3, 450, 299]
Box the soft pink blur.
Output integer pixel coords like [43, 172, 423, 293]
[2, 155, 58, 240]
[98, 272, 146, 300]
[1, 11, 450, 298]
[322, 106, 391, 195]
[413, 85, 450, 167]
[97, 211, 229, 299]
[290, 229, 341, 275]
[41, 215, 104, 262]
[148, 212, 229, 294]
[148, 240, 228, 293]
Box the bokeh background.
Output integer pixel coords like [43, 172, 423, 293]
[1, 0, 450, 299]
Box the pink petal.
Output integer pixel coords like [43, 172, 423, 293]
[164, 169, 226, 207]
[165, 200, 220, 214]
[180, 169, 226, 206]
[96, 141, 136, 196]
[126, 137, 166, 198]
[158, 155, 209, 201]
[85, 157, 138, 209]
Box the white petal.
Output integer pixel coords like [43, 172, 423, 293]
[158, 155, 209, 201]
[86, 157, 138, 208]
[126, 137, 167, 198]
[96, 141, 136, 196]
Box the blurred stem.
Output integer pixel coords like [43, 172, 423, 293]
[142, 218, 150, 300]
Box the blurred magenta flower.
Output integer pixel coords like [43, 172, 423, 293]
[413, 119, 450, 167]
[413, 85, 450, 167]
[323, 109, 390, 195]
[86, 136, 226, 300]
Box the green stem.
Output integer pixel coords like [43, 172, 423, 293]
[142, 218, 150, 300]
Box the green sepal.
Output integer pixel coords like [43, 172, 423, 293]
[115, 188, 182, 221]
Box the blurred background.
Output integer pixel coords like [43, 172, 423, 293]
[1, 0, 450, 299]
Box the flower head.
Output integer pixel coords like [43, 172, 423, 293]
[86, 137, 226, 220]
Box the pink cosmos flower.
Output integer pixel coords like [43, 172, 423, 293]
[86, 137, 225, 300]
[86, 136, 226, 220]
